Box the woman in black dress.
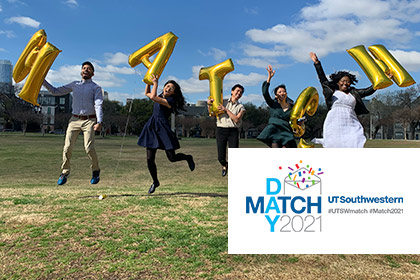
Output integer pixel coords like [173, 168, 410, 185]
[138, 74, 195, 194]
[257, 65, 296, 148]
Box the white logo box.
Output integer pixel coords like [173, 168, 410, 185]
[228, 148, 420, 254]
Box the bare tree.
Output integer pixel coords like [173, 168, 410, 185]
[241, 120, 252, 139]
[54, 112, 72, 132]
[199, 117, 216, 138]
[1, 90, 42, 135]
[176, 116, 198, 137]
[10, 110, 42, 136]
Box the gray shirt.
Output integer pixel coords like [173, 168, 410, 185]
[43, 79, 103, 123]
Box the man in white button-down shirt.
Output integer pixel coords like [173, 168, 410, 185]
[43, 61, 103, 185]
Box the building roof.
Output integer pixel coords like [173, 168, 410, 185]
[182, 104, 208, 117]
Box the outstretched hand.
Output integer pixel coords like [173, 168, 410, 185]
[266, 65, 275, 83]
[309, 52, 319, 64]
[150, 74, 159, 85]
[145, 74, 159, 99]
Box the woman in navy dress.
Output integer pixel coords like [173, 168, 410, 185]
[138, 74, 195, 194]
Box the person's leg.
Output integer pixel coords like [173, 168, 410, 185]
[221, 128, 239, 177]
[271, 142, 280, 148]
[216, 127, 228, 167]
[227, 128, 239, 148]
[146, 148, 159, 183]
[61, 117, 81, 175]
[82, 119, 101, 184]
[165, 150, 195, 171]
[82, 119, 100, 172]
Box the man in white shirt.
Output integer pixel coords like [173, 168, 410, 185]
[43, 61, 103, 185]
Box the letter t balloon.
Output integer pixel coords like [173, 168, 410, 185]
[199, 59, 234, 117]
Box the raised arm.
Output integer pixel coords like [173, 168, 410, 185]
[262, 65, 276, 107]
[266, 64, 275, 83]
[310, 52, 328, 84]
[144, 74, 171, 108]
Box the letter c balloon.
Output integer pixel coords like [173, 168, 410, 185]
[289, 86, 319, 138]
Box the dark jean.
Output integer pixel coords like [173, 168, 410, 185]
[216, 127, 239, 167]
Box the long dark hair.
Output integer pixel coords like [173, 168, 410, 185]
[164, 80, 186, 114]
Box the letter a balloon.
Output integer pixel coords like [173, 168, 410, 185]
[129, 32, 178, 85]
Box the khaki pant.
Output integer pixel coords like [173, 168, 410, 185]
[61, 116, 99, 175]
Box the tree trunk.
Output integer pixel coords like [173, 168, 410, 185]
[23, 121, 27, 136]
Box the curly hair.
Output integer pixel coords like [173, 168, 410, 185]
[164, 80, 186, 114]
[329, 71, 358, 85]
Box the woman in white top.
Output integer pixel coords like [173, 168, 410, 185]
[309, 52, 376, 148]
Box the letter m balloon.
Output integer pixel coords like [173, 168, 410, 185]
[347, 44, 415, 90]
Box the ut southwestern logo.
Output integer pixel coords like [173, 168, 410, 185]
[245, 161, 324, 232]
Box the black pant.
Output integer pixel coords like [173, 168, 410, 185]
[216, 127, 239, 167]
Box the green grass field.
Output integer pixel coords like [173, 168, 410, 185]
[1, 133, 420, 279]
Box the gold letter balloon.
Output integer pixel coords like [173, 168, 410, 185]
[13, 29, 61, 106]
[289, 86, 319, 138]
[347, 45, 415, 89]
[297, 138, 315, 148]
[368, 45, 416, 87]
[199, 59, 234, 117]
[129, 32, 178, 85]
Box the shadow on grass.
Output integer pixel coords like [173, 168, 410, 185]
[79, 192, 227, 199]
